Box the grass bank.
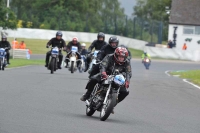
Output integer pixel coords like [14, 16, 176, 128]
[7, 37, 144, 58]
[171, 70, 200, 86]
[7, 59, 44, 68]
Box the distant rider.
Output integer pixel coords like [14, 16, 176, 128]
[65, 37, 82, 69]
[45, 31, 66, 69]
[0, 35, 11, 64]
[89, 36, 119, 78]
[84, 32, 108, 72]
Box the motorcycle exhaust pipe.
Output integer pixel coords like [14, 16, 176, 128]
[85, 100, 90, 106]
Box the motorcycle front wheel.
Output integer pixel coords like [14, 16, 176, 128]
[100, 93, 117, 121]
[50, 58, 56, 74]
[71, 61, 74, 73]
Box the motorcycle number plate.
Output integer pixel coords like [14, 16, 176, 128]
[71, 46, 78, 52]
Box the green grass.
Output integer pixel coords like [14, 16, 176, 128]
[171, 70, 200, 86]
[7, 59, 44, 68]
[7, 37, 144, 58]
[7, 37, 91, 54]
[129, 48, 143, 58]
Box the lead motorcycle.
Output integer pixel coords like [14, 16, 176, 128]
[85, 69, 125, 121]
[48, 47, 59, 74]
[0, 47, 8, 71]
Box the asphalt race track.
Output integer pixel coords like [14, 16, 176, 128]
[0, 59, 200, 133]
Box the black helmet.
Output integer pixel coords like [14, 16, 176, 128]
[56, 31, 62, 37]
[97, 32, 105, 41]
[1, 35, 7, 41]
[108, 36, 119, 48]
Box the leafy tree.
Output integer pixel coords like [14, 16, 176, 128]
[0, 0, 17, 29]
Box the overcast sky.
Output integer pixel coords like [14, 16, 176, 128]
[118, 0, 137, 16]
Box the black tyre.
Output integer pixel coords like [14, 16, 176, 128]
[0, 59, 2, 70]
[50, 58, 55, 74]
[85, 83, 99, 116]
[86, 106, 96, 116]
[71, 61, 74, 73]
[100, 93, 117, 121]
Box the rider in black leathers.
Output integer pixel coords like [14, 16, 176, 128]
[80, 47, 132, 107]
[65, 37, 82, 68]
[45, 31, 66, 69]
[84, 32, 108, 72]
[0, 35, 11, 64]
[88, 36, 119, 78]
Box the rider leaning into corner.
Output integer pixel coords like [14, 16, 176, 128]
[119, 44, 132, 61]
[84, 32, 108, 72]
[88, 36, 119, 78]
[0, 35, 11, 64]
[65, 37, 82, 68]
[80, 47, 132, 113]
[45, 31, 66, 69]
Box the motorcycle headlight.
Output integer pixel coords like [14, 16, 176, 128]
[113, 74, 125, 86]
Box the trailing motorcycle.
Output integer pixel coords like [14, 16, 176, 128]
[85, 69, 125, 121]
[88, 50, 99, 74]
[65, 46, 81, 73]
[48, 47, 59, 74]
[143, 57, 151, 70]
[0, 47, 8, 71]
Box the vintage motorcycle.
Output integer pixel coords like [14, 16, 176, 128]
[0, 48, 8, 71]
[88, 50, 99, 74]
[85, 69, 125, 121]
[48, 47, 59, 74]
[143, 57, 151, 70]
[65, 46, 81, 73]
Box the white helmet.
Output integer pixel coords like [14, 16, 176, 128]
[81, 43, 86, 47]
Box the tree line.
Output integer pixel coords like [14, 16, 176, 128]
[0, 0, 171, 42]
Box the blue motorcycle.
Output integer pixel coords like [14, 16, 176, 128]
[0, 48, 8, 71]
[143, 57, 151, 70]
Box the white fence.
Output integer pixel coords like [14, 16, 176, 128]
[2, 28, 200, 61]
[145, 46, 200, 61]
[5, 28, 147, 51]
[10, 49, 30, 59]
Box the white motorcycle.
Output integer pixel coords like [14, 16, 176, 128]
[88, 50, 99, 74]
[65, 46, 81, 73]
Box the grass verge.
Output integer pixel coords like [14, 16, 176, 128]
[7, 59, 44, 68]
[7, 37, 144, 58]
[7, 37, 91, 54]
[171, 70, 200, 86]
[129, 48, 143, 58]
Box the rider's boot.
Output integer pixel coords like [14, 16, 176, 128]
[65, 60, 69, 68]
[84, 62, 89, 72]
[80, 90, 92, 101]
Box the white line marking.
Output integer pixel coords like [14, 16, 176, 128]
[165, 70, 171, 76]
[6, 65, 33, 70]
[183, 79, 200, 89]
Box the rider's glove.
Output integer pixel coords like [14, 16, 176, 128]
[101, 72, 108, 79]
[46, 45, 49, 48]
[125, 81, 130, 89]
